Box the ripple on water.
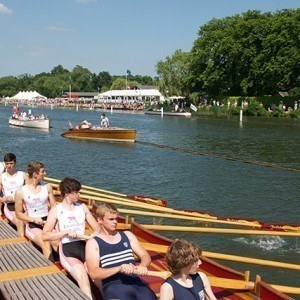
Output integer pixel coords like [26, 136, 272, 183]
[232, 236, 286, 251]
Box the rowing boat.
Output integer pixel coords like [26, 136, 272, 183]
[61, 127, 136, 143]
[144, 109, 192, 117]
[121, 216, 294, 300]
[8, 117, 50, 129]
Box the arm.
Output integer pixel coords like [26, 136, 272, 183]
[46, 183, 56, 208]
[199, 272, 217, 300]
[159, 282, 174, 300]
[124, 231, 151, 275]
[82, 204, 100, 234]
[86, 238, 126, 280]
[15, 189, 38, 223]
[42, 207, 70, 241]
[23, 173, 29, 184]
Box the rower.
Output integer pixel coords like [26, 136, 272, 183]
[86, 203, 157, 300]
[42, 177, 100, 299]
[0, 153, 28, 235]
[15, 161, 57, 259]
[160, 239, 216, 300]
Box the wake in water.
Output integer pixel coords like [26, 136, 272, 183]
[233, 236, 287, 251]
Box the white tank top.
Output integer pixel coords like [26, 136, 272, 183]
[22, 185, 49, 218]
[56, 203, 86, 244]
[1, 171, 25, 201]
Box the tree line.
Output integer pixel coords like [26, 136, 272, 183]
[0, 65, 155, 98]
[156, 9, 300, 99]
[0, 9, 299, 100]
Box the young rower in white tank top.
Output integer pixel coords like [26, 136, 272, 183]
[0, 153, 28, 236]
[15, 161, 56, 260]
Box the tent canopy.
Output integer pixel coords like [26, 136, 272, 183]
[12, 91, 47, 101]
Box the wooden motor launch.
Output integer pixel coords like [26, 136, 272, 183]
[61, 127, 136, 143]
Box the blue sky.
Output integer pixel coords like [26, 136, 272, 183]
[0, 0, 299, 78]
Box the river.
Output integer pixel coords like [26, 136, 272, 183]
[0, 105, 299, 292]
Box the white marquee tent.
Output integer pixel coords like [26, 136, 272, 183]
[12, 91, 47, 101]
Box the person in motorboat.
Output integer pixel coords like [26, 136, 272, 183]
[0, 153, 28, 236]
[86, 203, 157, 300]
[160, 239, 217, 300]
[15, 161, 57, 260]
[42, 177, 100, 300]
[100, 113, 110, 128]
[79, 120, 92, 129]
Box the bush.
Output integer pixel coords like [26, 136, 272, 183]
[243, 102, 268, 116]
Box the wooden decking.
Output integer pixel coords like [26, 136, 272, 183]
[0, 220, 89, 300]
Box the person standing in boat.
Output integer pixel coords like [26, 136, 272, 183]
[15, 161, 56, 259]
[0, 153, 28, 236]
[86, 203, 157, 300]
[42, 177, 100, 300]
[160, 239, 216, 300]
[100, 113, 110, 128]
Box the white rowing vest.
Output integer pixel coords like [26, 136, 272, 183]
[1, 171, 25, 201]
[56, 202, 86, 244]
[22, 185, 49, 218]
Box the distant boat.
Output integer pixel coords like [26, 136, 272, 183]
[61, 127, 136, 143]
[9, 117, 50, 129]
[144, 109, 191, 117]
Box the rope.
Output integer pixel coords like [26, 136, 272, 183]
[136, 141, 300, 173]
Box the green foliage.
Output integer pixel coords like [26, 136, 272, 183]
[156, 49, 191, 96]
[189, 9, 300, 97]
[243, 101, 268, 116]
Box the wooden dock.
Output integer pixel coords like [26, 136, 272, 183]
[0, 220, 89, 300]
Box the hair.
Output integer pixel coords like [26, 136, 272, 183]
[166, 239, 202, 275]
[4, 153, 16, 163]
[101, 113, 105, 117]
[59, 177, 81, 197]
[96, 203, 118, 219]
[27, 161, 44, 178]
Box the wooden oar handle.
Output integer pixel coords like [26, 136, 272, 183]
[77, 234, 92, 240]
[146, 271, 171, 279]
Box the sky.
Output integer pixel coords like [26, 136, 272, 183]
[0, 0, 299, 78]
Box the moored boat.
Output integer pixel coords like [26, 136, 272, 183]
[61, 127, 136, 143]
[144, 109, 192, 117]
[9, 117, 50, 129]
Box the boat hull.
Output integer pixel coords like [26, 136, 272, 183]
[144, 110, 191, 117]
[61, 128, 136, 143]
[9, 118, 50, 129]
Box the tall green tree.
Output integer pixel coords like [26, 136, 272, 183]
[189, 9, 300, 96]
[156, 49, 190, 96]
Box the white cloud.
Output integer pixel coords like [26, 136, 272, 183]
[47, 25, 69, 32]
[0, 3, 12, 14]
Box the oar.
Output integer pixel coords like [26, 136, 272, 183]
[78, 194, 266, 230]
[45, 176, 165, 206]
[146, 271, 300, 295]
[49, 181, 218, 221]
[139, 224, 300, 237]
[146, 271, 254, 290]
[141, 243, 300, 271]
[117, 208, 262, 228]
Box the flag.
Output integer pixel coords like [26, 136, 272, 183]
[190, 104, 198, 112]
[126, 69, 131, 75]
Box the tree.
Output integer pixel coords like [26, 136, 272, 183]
[156, 49, 190, 96]
[189, 9, 300, 96]
[70, 65, 94, 92]
[51, 65, 69, 75]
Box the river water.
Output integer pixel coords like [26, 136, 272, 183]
[0, 105, 299, 291]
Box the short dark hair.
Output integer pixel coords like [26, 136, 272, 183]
[166, 239, 202, 275]
[102, 113, 105, 117]
[27, 162, 44, 178]
[4, 153, 16, 162]
[59, 177, 81, 197]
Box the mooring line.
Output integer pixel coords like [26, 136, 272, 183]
[136, 141, 300, 172]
